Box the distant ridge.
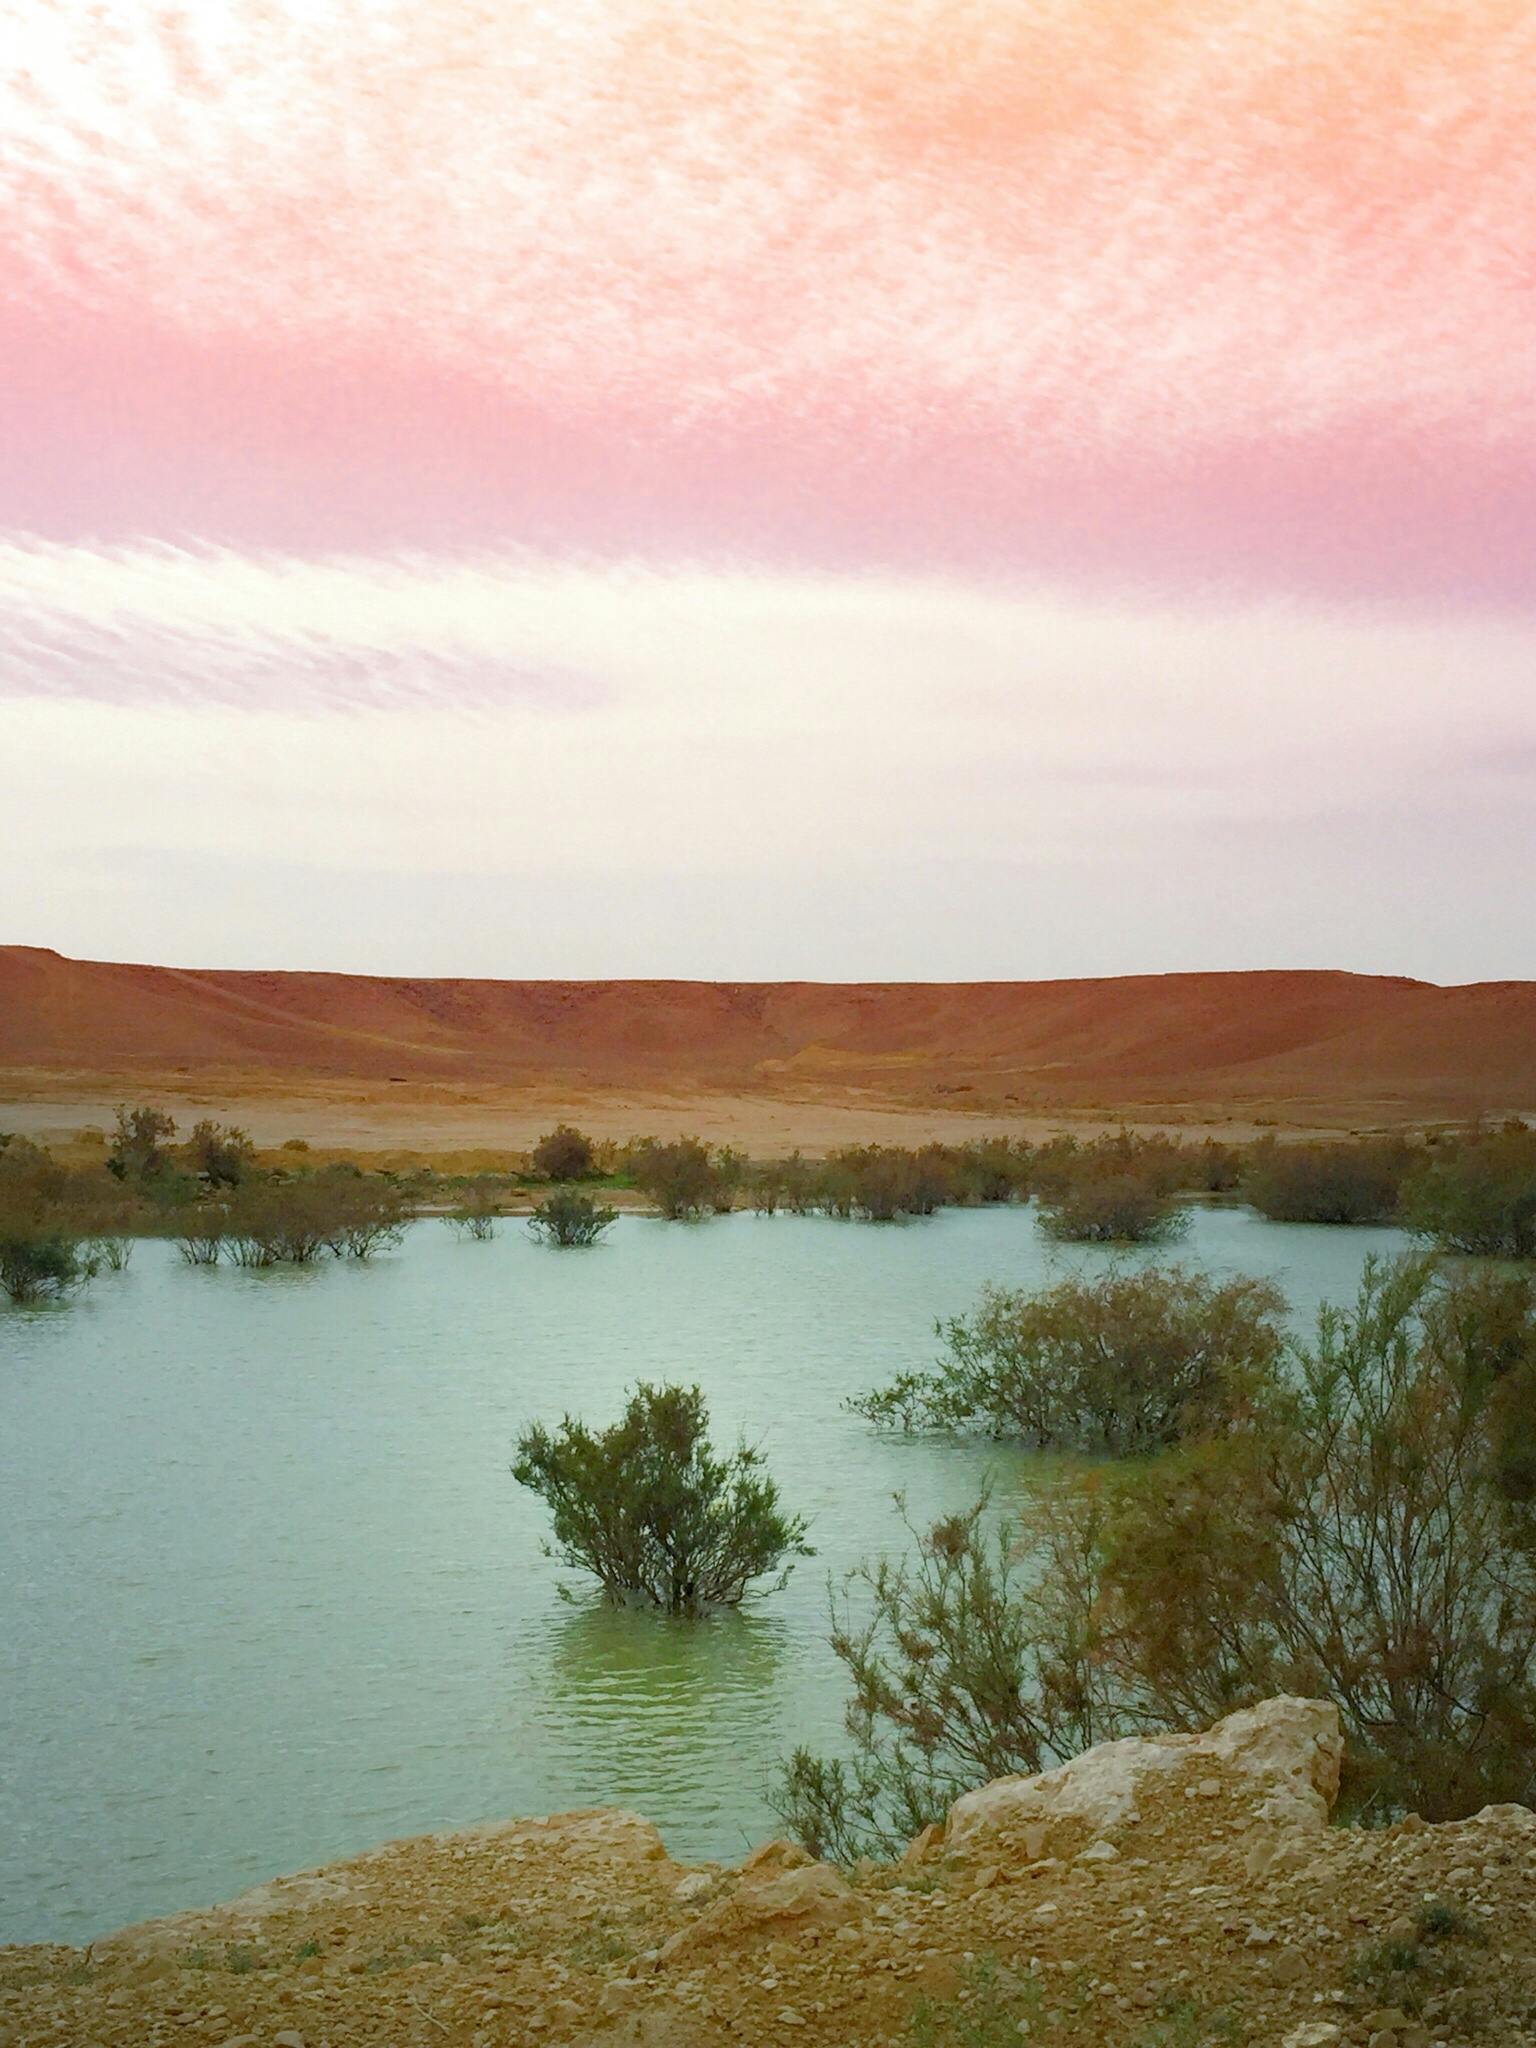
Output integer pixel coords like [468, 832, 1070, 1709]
[2, 947, 1533, 1120]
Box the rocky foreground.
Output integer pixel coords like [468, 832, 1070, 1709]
[4, 1701, 1533, 2048]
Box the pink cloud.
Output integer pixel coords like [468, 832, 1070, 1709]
[0, 1, 1532, 606]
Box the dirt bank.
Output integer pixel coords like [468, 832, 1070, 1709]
[5, 1699, 1532, 2047]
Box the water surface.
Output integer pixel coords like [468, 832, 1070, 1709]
[0, 1206, 1408, 1943]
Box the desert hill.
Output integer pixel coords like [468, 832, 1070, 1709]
[2, 948, 1533, 1132]
[4, 1698, 1534, 2047]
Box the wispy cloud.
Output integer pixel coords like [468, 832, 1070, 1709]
[2, 2, 1533, 597]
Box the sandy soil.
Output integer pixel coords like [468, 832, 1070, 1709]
[0, 1078, 1346, 1165]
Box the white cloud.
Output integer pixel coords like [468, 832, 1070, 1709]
[2, 539, 1533, 894]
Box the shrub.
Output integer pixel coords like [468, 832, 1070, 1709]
[789, 1257, 1536, 1855]
[532, 1124, 595, 1182]
[528, 1190, 618, 1247]
[774, 1489, 1108, 1861]
[107, 1105, 177, 1182]
[1036, 1160, 1189, 1243]
[448, 1189, 499, 1240]
[951, 1137, 1033, 1204]
[852, 1266, 1286, 1453]
[1242, 1137, 1410, 1224]
[86, 1234, 133, 1272]
[512, 1382, 811, 1616]
[630, 1137, 728, 1219]
[1400, 1122, 1536, 1259]
[174, 1214, 230, 1265]
[0, 1230, 93, 1304]
[218, 1174, 405, 1265]
[183, 1119, 256, 1189]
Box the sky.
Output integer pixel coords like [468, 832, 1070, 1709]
[2, 0, 1533, 983]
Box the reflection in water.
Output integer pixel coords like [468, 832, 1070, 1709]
[524, 1600, 790, 1849]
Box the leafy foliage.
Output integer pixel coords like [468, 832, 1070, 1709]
[786, 1256, 1536, 1858]
[528, 1189, 618, 1246]
[1400, 1120, 1536, 1259]
[852, 1266, 1285, 1453]
[1242, 1136, 1410, 1224]
[107, 1104, 178, 1183]
[532, 1124, 596, 1182]
[512, 1382, 811, 1615]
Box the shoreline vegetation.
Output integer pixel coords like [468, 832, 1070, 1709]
[2, 1110, 1535, 1300]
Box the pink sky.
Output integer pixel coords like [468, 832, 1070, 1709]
[2, 1, 1534, 978]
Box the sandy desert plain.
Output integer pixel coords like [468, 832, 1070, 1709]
[4, 946, 1536, 1159]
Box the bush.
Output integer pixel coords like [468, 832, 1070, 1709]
[951, 1137, 1033, 1204]
[630, 1137, 729, 1219]
[107, 1104, 177, 1182]
[852, 1266, 1285, 1453]
[1242, 1137, 1410, 1224]
[532, 1124, 595, 1182]
[183, 1119, 256, 1189]
[512, 1382, 811, 1615]
[787, 1256, 1536, 1855]
[528, 1190, 617, 1247]
[774, 1489, 1108, 1861]
[1036, 1160, 1189, 1244]
[220, 1174, 407, 1266]
[1400, 1122, 1536, 1259]
[174, 1214, 230, 1265]
[0, 1230, 93, 1304]
[447, 1188, 499, 1240]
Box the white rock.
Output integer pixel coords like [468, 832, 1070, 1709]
[1281, 2026, 1342, 2048]
[945, 1697, 1342, 1852]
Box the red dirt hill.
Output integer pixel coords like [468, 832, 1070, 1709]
[1, 947, 1533, 1122]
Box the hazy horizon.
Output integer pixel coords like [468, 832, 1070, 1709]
[4, 2, 1534, 981]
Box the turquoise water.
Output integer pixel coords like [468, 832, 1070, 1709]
[0, 1205, 1410, 1945]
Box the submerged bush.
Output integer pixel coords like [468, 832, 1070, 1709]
[528, 1190, 618, 1247]
[1242, 1137, 1410, 1225]
[512, 1382, 811, 1616]
[630, 1137, 731, 1219]
[787, 1256, 1536, 1857]
[1035, 1160, 1190, 1244]
[1400, 1122, 1536, 1259]
[447, 1188, 500, 1240]
[174, 1213, 230, 1265]
[0, 1230, 93, 1304]
[852, 1266, 1285, 1454]
[221, 1173, 407, 1266]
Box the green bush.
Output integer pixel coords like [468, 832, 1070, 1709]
[0, 1231, 93, 1304]
[783, 1256, 1536, 1857]
[183, 1119, 256, 1189]
[532, 1124, 595, 1182]
[1242, 1137, 1410, 1224]
[107, 1104, 177, 1183]
[512, 1382, 810, 1615]
[630, 1137, 729, 1219]
[528, 1190, 617, 1247]
[1036, 1161, 1189, 1243]
[447, 1188, 500, 1240]
[1400, 1122, 1536, 1258]
[852, 1266, 1285, 1453]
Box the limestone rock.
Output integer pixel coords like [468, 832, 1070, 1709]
[660, 1861, 861, 1963]
[945, 1696, 1341, 1855]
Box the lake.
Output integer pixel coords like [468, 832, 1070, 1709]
[0, 1205, 1410, 1945]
